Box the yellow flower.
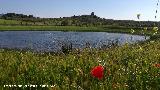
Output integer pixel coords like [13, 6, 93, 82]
[152, 27, 158, 35]
[144, 27, 147, 32]
[153, 27, 158, 32]
[130, 29, 135, 34]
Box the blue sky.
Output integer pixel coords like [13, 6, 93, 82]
[0, 0, 159, 21]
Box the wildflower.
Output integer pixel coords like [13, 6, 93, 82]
[130, 29, 135, 34]
[153, 32, 158, 35]
[139, 47, 143, 51]
[77, 68, 83, 76]
[90, 65, 104, 80]
[144, 27, 147, 33]
[154, 64, 160, 68]
[150, 40, 155, 43]
[112, 83, 118, 89]
[138, 46, 143, 51]
[153, 27, 158, 35]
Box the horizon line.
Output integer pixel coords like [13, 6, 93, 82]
[1, 12, 160, 22]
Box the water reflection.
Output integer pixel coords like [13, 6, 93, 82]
[0, 31, 149, 52]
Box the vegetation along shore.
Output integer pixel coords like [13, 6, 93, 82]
[0, 13, 159, 33]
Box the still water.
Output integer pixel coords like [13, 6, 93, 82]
[0, 31, 149, 52]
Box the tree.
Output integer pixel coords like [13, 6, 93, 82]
[29, 15, 33, 18]
[61, 20, 68, 26]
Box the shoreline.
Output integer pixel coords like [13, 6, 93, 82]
[0, 25, 157, 36]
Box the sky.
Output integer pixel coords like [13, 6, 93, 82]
[0, 0, 159, 21]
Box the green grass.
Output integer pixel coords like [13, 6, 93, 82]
[1, 39, 160, 89]
[0, 25, 104, 31]
[0, 25, 160, 37]
[0, 19, 22, 25]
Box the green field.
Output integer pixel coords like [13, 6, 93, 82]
[0, 19, 21, 25]
[0, 25, 159, 36]
[0, 25, 104, 31]
[0, 19, 47, 26]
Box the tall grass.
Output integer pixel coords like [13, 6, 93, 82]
[1, 39, 160, 89]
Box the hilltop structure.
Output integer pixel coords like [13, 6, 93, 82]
[91, 12, 95, 16]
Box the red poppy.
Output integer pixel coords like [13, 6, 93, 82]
[154, 64, 160, 68]
[90, 65, 104, 80]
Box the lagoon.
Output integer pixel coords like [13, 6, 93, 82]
[0, 31, 149, 52]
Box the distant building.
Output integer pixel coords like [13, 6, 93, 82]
[91, 12, 94, 16]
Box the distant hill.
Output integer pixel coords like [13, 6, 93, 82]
[0, 12, 159, 29]
[0, 13, 35, 19]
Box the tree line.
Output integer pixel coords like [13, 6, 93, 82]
[0, 12, 159, 29]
